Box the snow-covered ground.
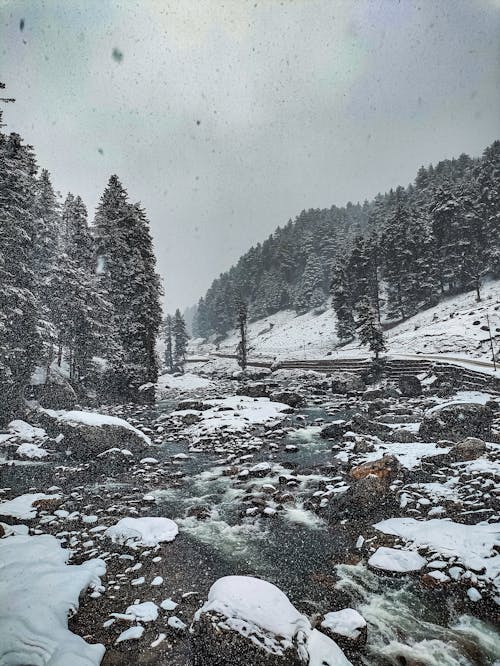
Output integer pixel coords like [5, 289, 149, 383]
[191, 279, 500, 366]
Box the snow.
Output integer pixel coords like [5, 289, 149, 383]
[160, 598, 178, 611]
[368, 546, 427, 573]
[374, 518, 500, 591]
[41, 408, 151, 444]
[105, 516, 179, 547]
[178, 395, 290, 436]
[307, 629, 353, 666]
[0, 533, 105, 665]
[115, 625, 144, 644]
[125, 601, 159, 622]
[0, 492, 61, 519]
[16, 442, 48, 459]
[8, 419, 46, 441]
[321, 609, 367, 639]
[426, 390, 493, 414]
[157, 371, 213, 391]
[359, 442, 451, 470]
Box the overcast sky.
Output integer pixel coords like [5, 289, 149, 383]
[1, 0, 499, 311]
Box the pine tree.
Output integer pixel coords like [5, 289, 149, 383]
[236, 300, 248, 370]
[192, 297, 210, 338]
[356, 297, 386, 359]
[34, 169, 61, 369]
[164, 315, 174, 371]
[293, 255, 326, 313]
[173, 309, 189, 369]
[52, 193, 104, 383]
[331, 260, 355, 342]
[0, 126, 41, 422]
[94, 176, 162, 400]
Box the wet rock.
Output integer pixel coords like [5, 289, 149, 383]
[350, 455, 400, 483]
[398, 375, 422, 397]
[452, 437, 486, 461]
[419, 403, 493, 442]
[270, 391, 304, 408]
[330, 372, 365, 394]
[236, 383, 270, 398]
[186, 505, 211, 520]
[177, 399, 209, 411]
[320, 421, 347, 440]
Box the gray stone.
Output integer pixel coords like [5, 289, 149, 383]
[452, 437, 486, 461]
[330, 372, 365, 394]
[398, 375, 422, 397]
[39, 412, 149, 458]
[270, 391, 305, 408]
[419, 403, 493, 442]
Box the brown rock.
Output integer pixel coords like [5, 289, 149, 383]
[350, 454, 400, 483]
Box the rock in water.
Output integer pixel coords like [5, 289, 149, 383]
[270, 391, 305, 408]
[419, 403, 492, 442]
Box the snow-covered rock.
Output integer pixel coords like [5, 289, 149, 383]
[320, 609, 367, 641]
[191, 575, 351, 665]
[15, 441, 49, 459]
[374, 518, 500, 593]
[368, 546, 427, 573]
[39, 408, 151, 456]
[0, 533, 105, 665]
[105, 516, 178, 547]
[0, 492, 61, 519]
[8, 419, 46, 441]
[419, 402, 493, 442]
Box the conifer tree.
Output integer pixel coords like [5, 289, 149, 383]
[236, 300, 248, 370]
[173, 309, 189, 369]
[0, 124, 41, 421]
[331, 260, 355, 342]
[94, 176, 162, 399]
[164, 315, 174, 371]
[356, 297, 386, 359]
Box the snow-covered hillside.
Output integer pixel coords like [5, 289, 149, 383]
[191, 279, 500, 363]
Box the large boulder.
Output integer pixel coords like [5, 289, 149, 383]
[35, 381, 77, 410]
[419, 402, 493, 442]
[190, 576, 351, 666]
[452, 437, 486, 461]
[270, 391, 305, 408]
[398, 375, 422, 397]
[330, 372, 365, 394]
[37, 409, 151, 458]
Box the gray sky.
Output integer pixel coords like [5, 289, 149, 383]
[1, 0, 499, 311]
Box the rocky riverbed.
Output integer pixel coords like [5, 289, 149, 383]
[1, 367, 499, 665]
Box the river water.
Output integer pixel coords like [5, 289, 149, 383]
[3, 401, 499, 665]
